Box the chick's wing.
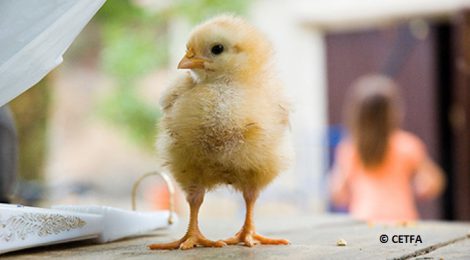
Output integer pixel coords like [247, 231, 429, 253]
[159, 73, 195, 112]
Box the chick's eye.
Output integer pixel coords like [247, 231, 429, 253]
[211, 44, 224, 55]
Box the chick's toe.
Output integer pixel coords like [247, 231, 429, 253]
[149, 233, 226, 250]
[224, 230, 289, 247]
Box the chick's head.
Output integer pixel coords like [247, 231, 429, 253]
[178, 15, 273, 83]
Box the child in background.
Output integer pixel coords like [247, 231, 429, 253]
[330, 75, 445, 222]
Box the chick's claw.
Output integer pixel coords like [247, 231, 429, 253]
[224, 231, 289, 247]
[149, 234, 226, 250]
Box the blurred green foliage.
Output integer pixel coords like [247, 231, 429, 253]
[10, 77, 50, 181]
[97, 1, 169, 83]
[94, 0, 250, 150]
[95, 1, 164, 149]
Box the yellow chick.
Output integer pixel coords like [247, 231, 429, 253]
[149, 15, 292, 250]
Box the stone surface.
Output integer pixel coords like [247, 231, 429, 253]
[423, 238, 470, 260]
[3, 215, 470, 259]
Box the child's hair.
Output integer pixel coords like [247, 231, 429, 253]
[344, 75, 402, 169]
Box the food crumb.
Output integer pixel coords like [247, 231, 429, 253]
[336, 238, 347, 246]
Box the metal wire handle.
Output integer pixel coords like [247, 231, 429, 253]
[131, 171, 175, 225]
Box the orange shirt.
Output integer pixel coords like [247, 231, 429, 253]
[333, 130, 426, 222]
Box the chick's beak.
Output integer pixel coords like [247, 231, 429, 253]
[177, 53, 206, 70]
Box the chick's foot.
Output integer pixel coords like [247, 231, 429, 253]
[149, 233, 226, 250]
[224, 229, 289, 247]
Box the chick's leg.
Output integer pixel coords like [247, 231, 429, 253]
[149, 187, 225, 250]
[224, 189, 289, 247]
